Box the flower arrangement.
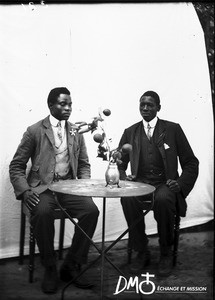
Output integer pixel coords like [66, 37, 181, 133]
[73, 108, 132, 186]
[88, 112, 132, 163]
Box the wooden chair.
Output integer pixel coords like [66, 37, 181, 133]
[19, 201, 68, 283]
[127, 198, 181, 266]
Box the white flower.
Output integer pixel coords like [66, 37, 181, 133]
[70, 128, 77, 136]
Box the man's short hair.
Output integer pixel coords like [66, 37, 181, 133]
[47, 87, 70, 106]
[141, 91, 160, 106]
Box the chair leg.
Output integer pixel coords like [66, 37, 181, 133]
[29, 224, 35, 283]
[19, 206, 26, 265]
[173, 214, 180, 266]
[127, 234, 132, 264]
[59, 217, 65, 260]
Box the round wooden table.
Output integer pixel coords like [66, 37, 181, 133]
[49, 179, 155, 300]
[50, 178, 155, 198]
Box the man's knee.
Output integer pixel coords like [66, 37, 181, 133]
[31, 201, 54, 218]
[84, 198, 99, 218]
[154, 185, 176, 215]
[121, 196, 136, 207]
[89, 203, 99, 218]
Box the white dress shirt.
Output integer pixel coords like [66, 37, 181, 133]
[142, 117, 158, 137]
[49, 115, 66, 147]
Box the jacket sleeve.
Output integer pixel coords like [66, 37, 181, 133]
[117, 129, 130, 180]
[76, 134, 91, 179]
[175, 124, 199, 198]
[9, 127, 35, 199]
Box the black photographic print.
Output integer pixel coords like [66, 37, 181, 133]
[0, 1, 213, 300]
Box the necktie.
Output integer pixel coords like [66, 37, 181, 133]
[57, 121, 63, 142]
[147, 123, 152, 140]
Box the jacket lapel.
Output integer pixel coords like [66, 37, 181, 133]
[43, 116, 55, 147]
[66, 122, 77, 174]
[154, 118, 166, 146]
[66, 122, 76, 147]
[154, 119, 168, 175]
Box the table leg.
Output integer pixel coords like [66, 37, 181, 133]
[101, 197, 106, 300]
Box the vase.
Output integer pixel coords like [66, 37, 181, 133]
[105, 162, 120, 187]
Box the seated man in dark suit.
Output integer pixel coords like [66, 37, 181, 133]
[9, 87, 99, 293]
[118, 91, 199, 276]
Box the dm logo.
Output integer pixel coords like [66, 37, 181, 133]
[114, 272, 156, 295]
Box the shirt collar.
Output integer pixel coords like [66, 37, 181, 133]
[49, 114, 66, 128]
[142, 116, 158, 128]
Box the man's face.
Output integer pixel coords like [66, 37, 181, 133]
[49, 94, 72, 120]
[139, 96, 161, 122]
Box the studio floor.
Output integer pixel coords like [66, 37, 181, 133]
[0, 221, 214, 300]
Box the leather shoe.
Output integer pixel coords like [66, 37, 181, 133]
[129, 249, 151, 273]
[158, 254, 173, 277]
[41, 265, 58, 294]
[60, 263, 94, 289]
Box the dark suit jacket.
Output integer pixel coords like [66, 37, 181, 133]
[9, 116, 91, 200]
[118, 118, 199, 217]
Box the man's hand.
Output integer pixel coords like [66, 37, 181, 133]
[23, 190, 40, 210]
[166, 179, 181, 193]
[125, 175, 136, 181]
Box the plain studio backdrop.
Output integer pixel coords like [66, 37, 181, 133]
[0, 3, 213, 259]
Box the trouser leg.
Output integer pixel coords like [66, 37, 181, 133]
[30, 190, 57, 267]
[59, 194, 99, 265]
[121, 196, 148, 252]
[30, 190, 99, 267]
[153, 184, 176, 254]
